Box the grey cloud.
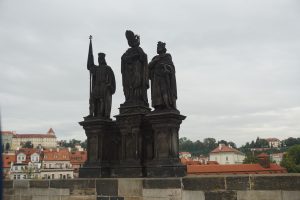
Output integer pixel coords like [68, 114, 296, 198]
[1, 0, 300, 146]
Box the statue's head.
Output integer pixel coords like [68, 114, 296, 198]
[157, 41, 167, 55]
[125, 30, 140, 47]
[98, 52, 107, 65]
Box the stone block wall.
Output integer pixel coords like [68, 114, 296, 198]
[3, 174, 300, 200]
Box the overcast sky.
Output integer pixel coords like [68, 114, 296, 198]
[1, 0, 300, 146]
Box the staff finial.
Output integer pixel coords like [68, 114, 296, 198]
[89, 35, 93, 40]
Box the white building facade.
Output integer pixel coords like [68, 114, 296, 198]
[209, 144, 245, 164]
[41, 148, 74, 179]
[10, 149, 42, 179]
[265, 138, 281, 148]
[11, 128, 57, 149]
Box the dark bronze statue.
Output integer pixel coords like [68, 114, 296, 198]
[87, 36, 116, 118]
[121, 30, 149, 106]
[148, 41, 177, 111]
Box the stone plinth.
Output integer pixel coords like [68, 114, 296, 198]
[144, 111, 187, 177]
[113, 105, 151, 177]
[79, 117, 120, 178]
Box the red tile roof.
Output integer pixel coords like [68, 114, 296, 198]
[2, 129, 57, 138]
[187, 163, 287, 174]
[0, 131, 15, 135]
[69, 151, 87, 165]
[207, 161, 219, 165]
[16, 148, 41, 163]
[257, 153, 269, 158]
[211, 144, 243, 154]
[42, 149, 70, 161]
[14, 134, 56, 138]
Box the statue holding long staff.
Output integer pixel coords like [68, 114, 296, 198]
[86, 36, 116, 119]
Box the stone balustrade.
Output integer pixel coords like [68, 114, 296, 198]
[3, 174, 300, 200]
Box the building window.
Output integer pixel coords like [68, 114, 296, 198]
[226, 156, 228, 161]
[52, 174, 54, 179]
[60, 174, 62, 179]
[17, 175, 20, 179]
[23, 175, 26, 179]
[14, 175, 16, 179]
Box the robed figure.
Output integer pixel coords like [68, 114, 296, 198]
[148, 41, 177, 111]
[121, 30, 149, 106]
[87, 37, 116, 119]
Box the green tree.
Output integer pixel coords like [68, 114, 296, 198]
[250, 140, 255, 148]
[60, 139, 81, 148]
[22, 141, 33, 148]
[218, 140, 228, 146]
[228, 141, 237, 149]
[81, 139, 87, 149]
[253, 137, 268, 148]
[179, 137, 218, 156]
[243, 152, 259, 164]
[281, 144, 300, 173]
[257, 139, 269, 148]
[283, 137, 300, 147]
[179, 137, 194, 153]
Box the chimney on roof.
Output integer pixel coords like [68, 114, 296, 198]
[257, 153, 270, 168]
[219, 143, 223, 150]
[56, 148, 59, 152]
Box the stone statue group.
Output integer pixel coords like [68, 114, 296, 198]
[80, 30, 186, 177]
[87, 30, 178, 119]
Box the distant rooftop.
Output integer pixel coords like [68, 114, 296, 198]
[1, 128, 56, 138]
[265, 138, 280, 142]
[210, 144, 244, 155]
[9, 128, 57, 138]
[187, 163, 287, 174]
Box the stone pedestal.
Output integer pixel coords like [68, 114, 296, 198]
[78, 117, 119, 178]
[144, 111, 187, 177]
[112, 105, 151, 177]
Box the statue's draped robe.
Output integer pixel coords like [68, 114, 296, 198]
[90, 65, 116, 118]
[149, 53, 177, 109]
[121, 46, 149, 106]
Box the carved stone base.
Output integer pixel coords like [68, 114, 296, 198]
[144, 164, 187, 177]
[78, 117, 120, 178]
[110, 163, 143, 178]
[144, 111, 187, 177]
[113, 105, 151, 177]
[79, 165, 111, 178]
[119, 105, 151, 115]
